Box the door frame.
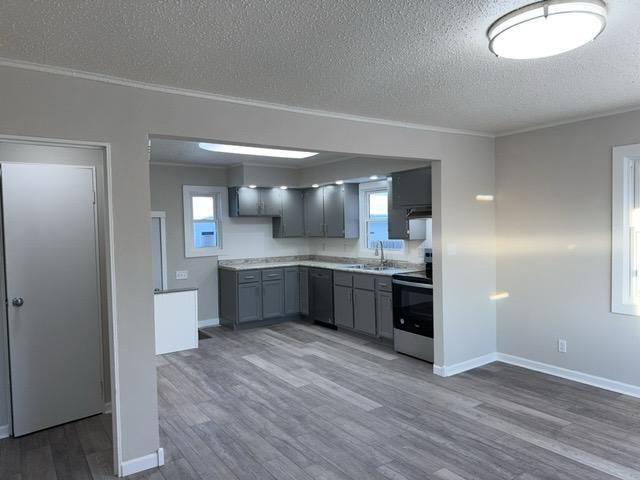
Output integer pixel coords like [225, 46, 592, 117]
[0, 134, 122, 474]
[150, 211, 168, 291]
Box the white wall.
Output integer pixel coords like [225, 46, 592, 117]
[495, 109, 640, 387]
[1, 63, 496, 467]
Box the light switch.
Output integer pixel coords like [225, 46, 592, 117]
[176, 270, 189, 280]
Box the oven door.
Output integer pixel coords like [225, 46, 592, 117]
[392, 280, 433, 338]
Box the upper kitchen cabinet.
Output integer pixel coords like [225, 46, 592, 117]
[391, 167, 431, 209]
[387, 176, 409, 240]
[228, 186, 282, 217]
[304, 184, 359, 239]
[273, 189, 305, 237]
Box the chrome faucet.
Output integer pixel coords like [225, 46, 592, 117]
[374, 240, 385, 266]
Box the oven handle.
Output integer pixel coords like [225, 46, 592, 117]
[392, 280, 433, 289]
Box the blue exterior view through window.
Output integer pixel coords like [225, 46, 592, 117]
[192, 195, 218, 249]
[366, 190, 403, 250]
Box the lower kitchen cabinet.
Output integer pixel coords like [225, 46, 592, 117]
[284, 267, 300, 314]
[299, 267, 309, 315]
[353, 288, 376, 335]
[376, 291, 394, 339]
[334, 284, 354, 328]
[262, 279, 284, 319]
[238, 283, 261, 323]
[332, 272, 394, 340]
[220, 267, 295, 328]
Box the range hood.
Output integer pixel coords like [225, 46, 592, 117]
[406, 207, 432, 220]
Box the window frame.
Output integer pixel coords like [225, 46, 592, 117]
[182, 185, 225, 258]
[359, 181, 404, 252]
[612, 144, 640, 315]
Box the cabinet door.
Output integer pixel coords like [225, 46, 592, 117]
[281, 189, 305, 237]
[376, 292, 393, 339]
[304, 188, 325, 237]
[392, 167, 430, 208]
[334, 285, 354, 328]
[260, 188, 282, 216]
[353, 288, 376, 335]
[284, 267, 300, 315]
[323, 185, 344, 238]
[387, 178, 409, 240]
[299, 267, 309, 315]
[262, 279, 284, 319]
[237, 187, 260, 216]
[238, 283, 261, 323]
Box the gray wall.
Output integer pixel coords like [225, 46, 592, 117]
[149, 164, 308, 321]
[496, 109, 640, 387]
[2, 64, 496, 465]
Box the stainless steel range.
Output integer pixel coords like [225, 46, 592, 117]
[392, 269, 434, 363]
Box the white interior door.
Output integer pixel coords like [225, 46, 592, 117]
[2, 162, 103, 436]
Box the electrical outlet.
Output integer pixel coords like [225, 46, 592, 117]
[176, 270, 189, 280]
[558, 339, 567, 353]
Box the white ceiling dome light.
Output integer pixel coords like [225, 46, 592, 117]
[488, 0, 607, 59]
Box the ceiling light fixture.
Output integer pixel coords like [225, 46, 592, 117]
[476, 194, 494, 202]
[198, 143, 318, 159]
[488, 0, 607, 59]
[489, 291, 510, 301]
[280, 186, 288, 190]
[248, 184, 257, 189]
[335, 180, 344, 185]
[312, 184, 320, 188]
[369, 175, 379, 180]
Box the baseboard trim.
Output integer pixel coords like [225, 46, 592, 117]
[198, 318, 219, 328]
[119, 448, 164, 477]
[496, 353, 640, 399]
[433, 352, 497, 377]
[0, 424, 9, 439]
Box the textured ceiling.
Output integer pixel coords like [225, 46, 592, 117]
[1, 1, 639, 134]
[149, 138, 353, 167]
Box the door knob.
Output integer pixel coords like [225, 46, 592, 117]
[11, 297, 24, 307]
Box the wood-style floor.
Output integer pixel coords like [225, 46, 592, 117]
[3, 321, 640, 479]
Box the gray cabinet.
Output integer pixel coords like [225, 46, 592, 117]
[309, 268, 333, 324]
[391, 167, 431, 208]
[284, 267, 300, 315]
[262, 279, 284, 319]
[353, 288, 376, 335]
[323, 184, 344, 238]
[303, 184, 359, 238]
[238, 283, 261, 323]
[229, 187, 282, 217]
[273, 189, 305, 237]
[334, 285, 354, 328]
[304, 188, 325, 237]
[387, 176, 409, 240]
[219, 266, 297, 327]
[376, 291, 393, 339]
[299, 267, 309, 315]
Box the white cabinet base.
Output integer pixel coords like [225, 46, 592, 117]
[154, 289, 198, 355]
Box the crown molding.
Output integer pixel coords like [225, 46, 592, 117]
[0, 57, 494, 138]
[497, 105, 640, 137]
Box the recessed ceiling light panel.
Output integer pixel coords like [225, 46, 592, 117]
[488, 0, 607, 59]
[198, 143, 318, 159]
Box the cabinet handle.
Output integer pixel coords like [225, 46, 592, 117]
[245, 275, 255, 279]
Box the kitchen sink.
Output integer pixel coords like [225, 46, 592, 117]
[344, 264, 394, 271]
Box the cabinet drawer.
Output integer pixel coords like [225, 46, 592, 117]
[353, 273, 375, 290]
[261, 268, 284, 281]
[238, 270, 261, 283]
[334, 271, 353, 287]
[374, 276, 392, 292]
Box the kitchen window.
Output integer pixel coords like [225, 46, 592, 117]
[363, 187, 403, 250]
[183, 185, 224, 257]
[612, 144, 640, 315]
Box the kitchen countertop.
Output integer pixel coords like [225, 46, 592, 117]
[219, 260, 422, 277]
[154, 287, 199, 295]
